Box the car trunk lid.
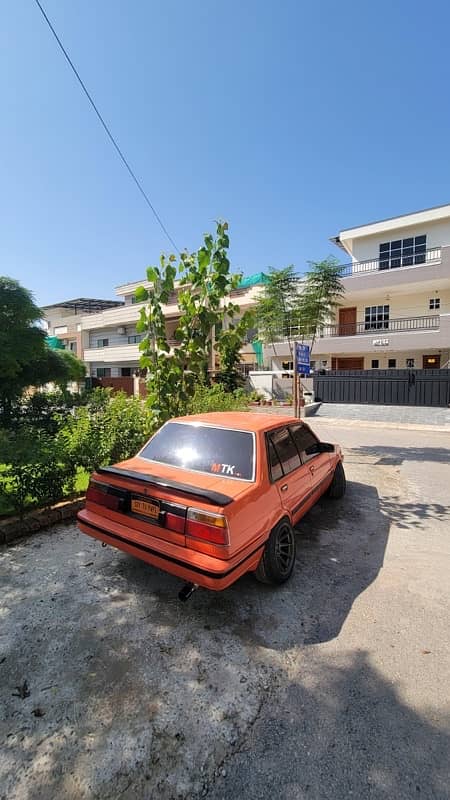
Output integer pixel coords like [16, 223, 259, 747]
[86, 458, 251, 548]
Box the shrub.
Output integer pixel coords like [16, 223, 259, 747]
[59, 391, 154, 472]
[187, 384, 249, 415]
[0, 427, 72, 517]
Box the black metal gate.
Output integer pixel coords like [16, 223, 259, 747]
[313, 369, 450, 407]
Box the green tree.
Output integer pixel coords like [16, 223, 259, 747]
[54, 349, 87, 387]
[215, 309, 255, 391]
[0, 277, 85, 413]
[0, 277, 48, 407]
[298, 257, 345, 353]
[136, 222, 249, 424]
[253, 266, 301, 361]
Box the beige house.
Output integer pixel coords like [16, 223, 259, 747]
[42, 298, 124, 359]
[268, 203, 450, 372]
[80, 276, 264, 380]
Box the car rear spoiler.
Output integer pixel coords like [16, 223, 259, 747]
[96, 466, 234, 507]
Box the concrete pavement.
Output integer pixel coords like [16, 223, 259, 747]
[1, 421, 449, 799]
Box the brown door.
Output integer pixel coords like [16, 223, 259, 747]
[338, 307, 357, 335]
[337, 357, 364, 370]
[422, 355, 441, 369]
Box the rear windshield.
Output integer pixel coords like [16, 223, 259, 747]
[139, 422, 255, 481]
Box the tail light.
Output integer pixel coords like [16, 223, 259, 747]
[164, 511, 185, 533]
[186, 508, 229, 545]
[86, 482, 121, 511]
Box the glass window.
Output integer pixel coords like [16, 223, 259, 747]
[121, 368, 132, 376]
[267, 439, 283, 481]
[406, 358, 415, 368]
[128, 334, 142, 344]
[96, 367, 111, 377]
[429, 298, 440, 310]
[140, 422, 255, 481]
[97, 338, 109, 348]
[365, 305, 389, 330]
[378, 236, 427, 269]
[388, 358, 396, 368]
[269, 428, 301, 475]
[290, 424, 321, 463]
[371, 359, 379, 368]
[379, 242, 390, 270]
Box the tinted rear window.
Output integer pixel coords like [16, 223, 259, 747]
[139, 422, 255, 481]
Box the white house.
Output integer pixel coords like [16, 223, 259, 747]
[268, 203, 450, 372]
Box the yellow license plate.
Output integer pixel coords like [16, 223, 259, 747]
[131, 498, 160, 520]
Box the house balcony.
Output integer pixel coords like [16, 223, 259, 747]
[319, 314, 440, 338]
[83, 343, 141, 363]
[341, 247, 441, 277]
[338, 246, 450, 298]
[266, 313, 450, 359]
[83, 339, 181, 364]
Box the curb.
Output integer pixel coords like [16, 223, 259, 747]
[0, 497, 85, 546]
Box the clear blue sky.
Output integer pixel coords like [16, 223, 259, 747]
[2, 0, 450, 306]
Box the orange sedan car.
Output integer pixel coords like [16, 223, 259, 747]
[77, 412, 345, 596]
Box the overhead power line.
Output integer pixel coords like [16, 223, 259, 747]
[33, 0, 180, 253]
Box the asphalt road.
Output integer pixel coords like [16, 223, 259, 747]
[1, 420, 449, 800]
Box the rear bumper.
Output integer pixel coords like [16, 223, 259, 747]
[77, 510, 264, 591]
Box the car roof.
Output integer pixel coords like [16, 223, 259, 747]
[171, 411, 304, 433]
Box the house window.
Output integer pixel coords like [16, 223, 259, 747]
[281, 361, 294, 372]
[388, 358, 397, 368]
[371, 359, 379, 369]
[127, 334, 142, 344]
[121, 367, 132, 376]
[96, 367, 111, 377]
[379, 235, 426, 269]
[406, 358, 415, 368]
[429, 298, 440, 310]
[69, 341, 77, 353]
[97, 338, 109, 348]
[365, 305, 389, 330]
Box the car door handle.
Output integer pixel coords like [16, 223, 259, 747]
[281, 484, 288, 491]
[309, 465, 316, 474]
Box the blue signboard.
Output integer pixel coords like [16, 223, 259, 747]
[296, 342, 310, 375]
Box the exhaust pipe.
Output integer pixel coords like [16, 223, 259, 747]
[178, 582, 198, 602]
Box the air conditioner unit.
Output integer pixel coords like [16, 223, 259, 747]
[117, 326, 126, 335]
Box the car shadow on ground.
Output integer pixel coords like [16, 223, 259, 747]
[107, 479, 389, 650]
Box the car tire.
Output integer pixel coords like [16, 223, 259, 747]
[254, 519, 296, 585]
[327, 461, 346, 499]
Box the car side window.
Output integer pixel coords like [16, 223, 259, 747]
[267, 439, 284, 481]
[290, 424, 321, 463]
[269, 427, 301, 476]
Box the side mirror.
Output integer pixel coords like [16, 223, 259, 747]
[318, 442, 335, 453]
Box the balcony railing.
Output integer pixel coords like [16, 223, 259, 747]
[284, 315, 440, 340]
[340, 247, 441, 277]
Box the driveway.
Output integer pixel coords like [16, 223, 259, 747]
[1, 421, 449, 800]
[315, 402, 450, 427]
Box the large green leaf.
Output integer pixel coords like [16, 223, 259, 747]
[135, 285, 149, 303]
